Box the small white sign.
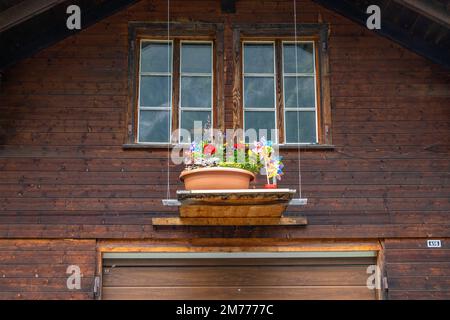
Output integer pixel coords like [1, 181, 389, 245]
[427, 240, 442, 248]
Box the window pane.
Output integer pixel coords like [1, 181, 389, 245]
[141, 42, 172, 73]
[181, 111, 211, 141]
[244, 77, 275, 108]
[283, 43, 314, 74]
[244, 111, 276, 142]
[180, 76, 212, 108]
[284, 76, 315, 108]
[181, 43, 212, 73]
[140, 76, 171, 107]
[139, 110, 170, 142]
[285, 111, 316, 143]
[244, 43, 274, 74]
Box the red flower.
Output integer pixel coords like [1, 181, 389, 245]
[203, 144, 216, 155]
[234, 143, 245, 149]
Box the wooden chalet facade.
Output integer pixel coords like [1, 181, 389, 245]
[0, 0, 449, 300]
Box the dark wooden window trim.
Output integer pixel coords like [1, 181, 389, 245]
[232, 23, 332, 146]
[125, 22, 225, 146]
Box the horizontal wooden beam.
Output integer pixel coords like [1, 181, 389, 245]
[97, 239, 382, 252]
[102, 251, 376, 258]
[151, 216, 307, 226]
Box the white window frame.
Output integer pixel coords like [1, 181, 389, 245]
[137, 39, 173, 144]
[179, 40, 214, 143]
[242, 41, 278, 143]
[282, 40, 319, 144]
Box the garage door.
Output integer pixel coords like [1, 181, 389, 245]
[102, 252, 378, 300]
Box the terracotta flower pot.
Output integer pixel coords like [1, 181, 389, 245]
[264, 183, 278, 189]
[179, 167, 255, 190]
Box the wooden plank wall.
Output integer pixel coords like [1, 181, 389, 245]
[0, 239, 96, 299]
[385, 239, 450, 299]
[0, 0, 448, 239]
[0, 1, 448, 300]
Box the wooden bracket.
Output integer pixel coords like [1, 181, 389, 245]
[152, 216, 307, 226]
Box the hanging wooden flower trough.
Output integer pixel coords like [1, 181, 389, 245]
[155, 189, 306, 226]
[155, 139, 308, 227]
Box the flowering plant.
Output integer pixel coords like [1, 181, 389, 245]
[250, 137, 284, 185]
[183, 137, 284, 183]
[183, 140, 262, 174]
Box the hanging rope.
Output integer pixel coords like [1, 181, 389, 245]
[165, 0, 171, 200]
[293, 0, 302, 199]
[163, 0, 303, 200]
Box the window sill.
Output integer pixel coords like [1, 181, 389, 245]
[122, 143, 174, 150]
[123, 143, 336, 151]
[277, 144, 336, 151]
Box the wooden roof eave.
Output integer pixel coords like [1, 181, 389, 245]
[0, 0, 140, 71]
[313, 0, 450, 69]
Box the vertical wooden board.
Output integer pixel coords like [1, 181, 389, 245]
[232, 27, 242, 130]
[275, 40, 285, 143]
[318, 26, 332, 145]
[215, 24, 225, 132]
[171, 39, 181, 141]
[125, 29, 139, 144]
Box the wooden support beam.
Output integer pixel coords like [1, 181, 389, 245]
[152, 216, 307, 226]
[392, 0, 450, 29]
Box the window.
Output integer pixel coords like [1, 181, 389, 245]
[235, 24, 332, 146]
[137, 40, 213, 143]
[126, 23, 331, 147]
[282, 42, 318, 144]
[243, 42, 277, 143]
[242, 40, 319, 144]
[137, 41, 172, 143]
[180, 42, 213, 141]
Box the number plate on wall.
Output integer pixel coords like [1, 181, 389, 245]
[427, 240, 442, 248]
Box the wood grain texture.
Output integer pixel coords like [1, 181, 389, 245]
[0, 239, 96, 300]
[231, 27, 242, 130]
[215, 24, 226, 131]
[171, 39, 181, 141]
[151, 216, 308, 226]
[385, 238, 450, 300]
[275, 40, 285, 143]
[0, 0, 447, 237]
[102, 256, 377, 300]
[98, 239, 381, 253]
[0, 0, 448, 300]
[102, 286, 376, 300]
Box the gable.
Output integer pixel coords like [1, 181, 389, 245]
[0, 0, 449, 71]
